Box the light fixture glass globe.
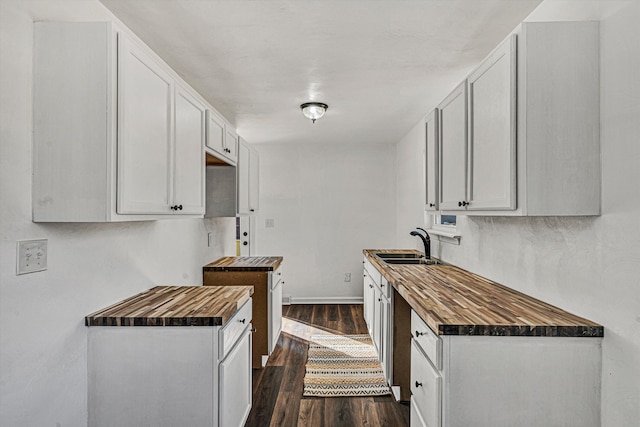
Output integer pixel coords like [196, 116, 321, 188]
[300, 102, 328, 123]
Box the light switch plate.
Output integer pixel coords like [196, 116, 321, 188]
[17, 239, 48, 275]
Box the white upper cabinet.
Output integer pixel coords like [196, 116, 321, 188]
[206, 110, 238, 166]
[174, 84, 206, 215]
[248, 145, 260, 213]
[117, 35, 174, 214]
[237, 138, 260, 215]
[33, 22, 209, 221]
[438, 82, 468, 211]
[434, 21, 600, 216]
[424, 109, 439, 212]
[466, 35, 516, 211]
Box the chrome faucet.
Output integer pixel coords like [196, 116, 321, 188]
[410, 228, 430, 259]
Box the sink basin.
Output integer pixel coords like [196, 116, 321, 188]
[383, 258, 445, 266]
[374, 252, 424, 259]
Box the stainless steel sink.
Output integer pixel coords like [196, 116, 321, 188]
[374, 252, 423, 259]
[382, 258, 445, 266]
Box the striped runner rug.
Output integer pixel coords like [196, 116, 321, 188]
[303, 334, 391, 397]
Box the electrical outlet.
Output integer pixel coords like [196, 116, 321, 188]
[17, 239, 48, 275]
[344, 273, 351, 282]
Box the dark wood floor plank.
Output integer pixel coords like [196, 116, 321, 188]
[245, 304, 409, 427]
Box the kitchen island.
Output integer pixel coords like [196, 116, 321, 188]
[86, 285, 253, 427]
[363, 249, 603, 427]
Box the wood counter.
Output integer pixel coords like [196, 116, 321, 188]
[364, 249, 603, 337]
[204, 256, 283, 271]
[85, 285, 253, 327]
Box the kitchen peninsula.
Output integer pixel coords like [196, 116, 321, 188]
[86, 286, 253, 427]
[364, 249, 603, 427]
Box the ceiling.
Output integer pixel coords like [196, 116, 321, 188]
[100, 0, 542, 146]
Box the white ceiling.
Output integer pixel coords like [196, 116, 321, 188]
[100, 0, 542, 145]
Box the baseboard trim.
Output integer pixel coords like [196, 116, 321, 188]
[289, 296, 364, 305]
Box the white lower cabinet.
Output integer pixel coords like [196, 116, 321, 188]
[88, 299, 253, 427]
[268, 266, 284, 353]
[410, 309, 602, 427]
[363, 258, 393, 385]
[219, 329, 252, 427]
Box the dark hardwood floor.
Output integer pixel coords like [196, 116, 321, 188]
[244, 304, 410, 427]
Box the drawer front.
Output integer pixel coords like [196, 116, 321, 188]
[363, 257, 382, 285]
[219, 299, 252, 359]
[411, 310, 441, 369]
[411, 340, 442, 427]
[272, 265, 283, 289]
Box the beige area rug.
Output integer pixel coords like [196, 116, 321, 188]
[303, 334, 391, 397]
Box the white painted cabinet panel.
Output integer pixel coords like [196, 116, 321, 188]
[409, 310, 602, 427]
[219, 330, 252, 427]
[237, 140, 251, 215]
[249, 145, 260, 213]
[438, 82, 468, 211]
[33, 22, 207, 221]
[435, 22, 600, 216]
[117, 35, 174, 214]
[88, 299, 253, 427]
[425, 109, 439, 212]
[174, 84, 206, 214]
[269, 267, 284, 353]
[466, 35, 516, 211]
[205, 110, 238, 165]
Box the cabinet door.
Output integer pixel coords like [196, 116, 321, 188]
[372, 286, 382, 356]
[225, 128, 239, 163]
[117, 35, 174, 214]
[174, 84, 205, 214]
[237, 140, 251, 215]
[438, 82, 468, 211]
[425, 109, 439, 211]
[467, 35, 517, 210]
[219, 330, 252, 427]
[206, 109, 227, 159]
[248, 146, 260, 213]
[269, 277, 283, 353]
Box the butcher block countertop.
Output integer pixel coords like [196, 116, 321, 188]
[85, 285, 253, 327]
[203, 256, 283, 271]
[364, 249, 603, 338]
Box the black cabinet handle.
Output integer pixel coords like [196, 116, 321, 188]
[178, 205, 183, 210]
[415, 330, 426, 337]
[415, 381, 423, 388]
[243, 232, 248, 236]
[458, 201, 469, 207]
[250, 209, 255, 212]
[239, 318, 246, 324]
[378, 298, 382, 302]
[369, 284, 373, 288]
[251, 328, 257, 333]
[429, 203, 435, 207]
[243, 241, 248, 246]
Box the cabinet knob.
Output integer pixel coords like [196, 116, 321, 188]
[429, 203, 435, 207]
[243, 232, 248, 236]
[177, 204, 183, 210]
[415, 381, 423, 388]
[415, 330, 426, 337]
[251, 328, 257, 333]
[239, 318, 246, 324]
[250, 209, 255, 212]
[369, 284, 373, 288]
[378, 298, 382, 302]
[243, 241, 248, 246]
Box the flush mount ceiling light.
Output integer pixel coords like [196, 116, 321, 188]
[300, 102, 328, 124]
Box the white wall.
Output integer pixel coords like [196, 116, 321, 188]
[0, 1, 235, 425]
[254, 142, 396, 303]
[394, 1, 640, 425]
